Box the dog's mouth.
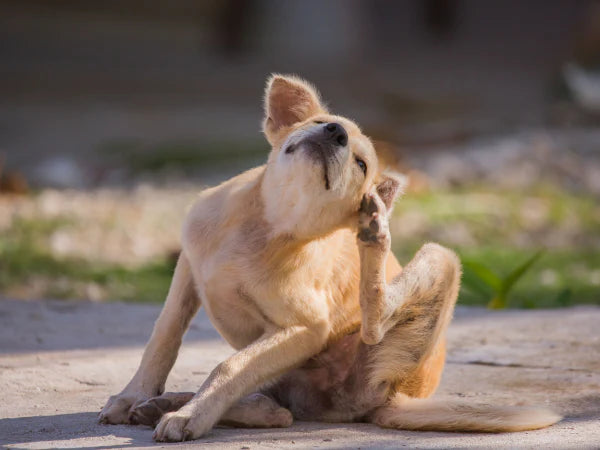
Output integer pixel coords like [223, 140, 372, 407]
[322, 158, 331, 190]
[299, 140, 335, 190]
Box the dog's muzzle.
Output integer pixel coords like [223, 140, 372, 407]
[300, 123, 348, 190]
[302, 122, 348, 159]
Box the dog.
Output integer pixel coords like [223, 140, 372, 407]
[99, 75, 561, 441]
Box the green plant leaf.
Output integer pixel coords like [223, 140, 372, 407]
[499, 250, 546, 297]
[461, 266, 494, 299]
[462, 260, 502, 292]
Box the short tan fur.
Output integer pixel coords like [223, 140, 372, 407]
[99, 75, 561, 441]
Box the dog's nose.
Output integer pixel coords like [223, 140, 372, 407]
[324, 123, 348, 147]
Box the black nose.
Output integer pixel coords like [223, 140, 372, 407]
[324, 122, 348, 147]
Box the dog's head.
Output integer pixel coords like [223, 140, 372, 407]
[261, 74, 403, 238]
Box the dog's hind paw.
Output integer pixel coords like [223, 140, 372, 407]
[357, 193, 390, 247]
[130, 392, 195, 427]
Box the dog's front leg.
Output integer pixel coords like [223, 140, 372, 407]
[99, 253, 200, 424]
[152, 324, 327, 442]
[357, 192, 397, 345]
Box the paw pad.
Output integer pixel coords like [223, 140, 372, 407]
[358, 194, 389, 244]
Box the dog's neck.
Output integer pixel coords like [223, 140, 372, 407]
[260, 166, 354, 241]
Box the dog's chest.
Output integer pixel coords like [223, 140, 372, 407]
[201, 265, 330, 345]
[202, 268, 327, 345]
[188, 214, 362, 347]
[201, 284, 266, 349]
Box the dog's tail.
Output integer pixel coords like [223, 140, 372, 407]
[370, 393, 561, 433]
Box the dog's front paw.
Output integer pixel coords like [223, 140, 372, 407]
[153, 408, 213, 442]
[99, 391, 150, 425]
[357, 193, 390, 247]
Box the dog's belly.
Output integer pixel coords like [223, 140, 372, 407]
[265, 331, 387, 422]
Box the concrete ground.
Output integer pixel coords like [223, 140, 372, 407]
[0, 299, 598, 449]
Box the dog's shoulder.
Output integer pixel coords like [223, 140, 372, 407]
[182, 165, 266, 253]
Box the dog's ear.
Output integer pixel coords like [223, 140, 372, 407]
[263, 74, 327, 144]
[375, 171, 406, 211]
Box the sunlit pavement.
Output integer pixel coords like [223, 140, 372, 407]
[1, 299, 599, 449]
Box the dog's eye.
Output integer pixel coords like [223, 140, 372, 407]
[314, 120, 324, 124]
[355, 157, 367, 175]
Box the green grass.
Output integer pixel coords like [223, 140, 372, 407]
[463, 249, 546, 309]
[391, 185, 600, 308]
[457, 247, 599, 308]
[390, 243, 599, 309]
[0, 217, 175, 303]
[1, 184, 598, 308]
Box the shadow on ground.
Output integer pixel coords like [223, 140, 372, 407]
[0, 298, 220, 354]
[3, 411, 572, 450]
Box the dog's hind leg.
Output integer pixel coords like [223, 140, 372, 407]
[357, 197, 560, 431]
[360, 238, 460, 398]
[99, 252, 201, 425]
[131, 392, 292, 429]
[219, 393, 293, 428]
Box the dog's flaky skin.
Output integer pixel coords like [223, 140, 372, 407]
[99, 75, 561, 441]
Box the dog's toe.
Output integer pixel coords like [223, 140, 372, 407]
[154, 411, 202, 442]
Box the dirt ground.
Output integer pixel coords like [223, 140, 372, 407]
[0, 298, 599, 449]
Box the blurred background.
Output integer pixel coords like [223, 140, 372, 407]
[1, 0, 599, 308]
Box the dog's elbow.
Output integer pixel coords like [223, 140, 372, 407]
[361, 326, 383, 346]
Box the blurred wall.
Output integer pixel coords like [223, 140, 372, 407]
[0, 0, 595, 186]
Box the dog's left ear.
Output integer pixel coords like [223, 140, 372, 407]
[375, 171, 406, 211]
[263, 74, 327, 145]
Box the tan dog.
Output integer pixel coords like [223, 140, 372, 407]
[99, 75, 561, 441]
